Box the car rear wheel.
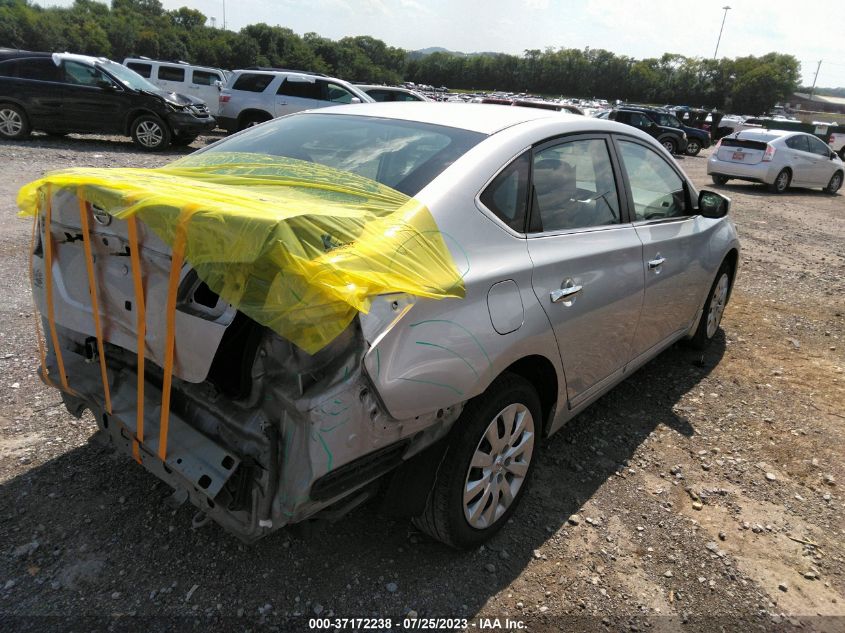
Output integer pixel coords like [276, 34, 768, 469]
[238, 112, 272, 131]
[661, 138, 677, 154]
[823, 171, 843, 194]
[839, 148, 845, 161]
[412, 373, 540, 549]
[711, 174, 729, 186]
[689, 261, 732, 350]
[131, 115, 171, 151]
[685, 139, 702, 156]
[769, 168, 791, 193]
[0, 104, 30, 140]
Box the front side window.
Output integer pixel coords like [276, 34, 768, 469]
[192, 70, 220, 86]
[479, 151, 530, 232]
[232, 73, 274, 92]
[807, 135, 832, 157]
[530, 139, 620, 232]
[323, 82, 354, 104]
[157, 65, 185, 82]
[126, 62, 152, 78]
[630, 113, 652, 129]
[63, 61, 110, 87]
[618, 139, 687, 221]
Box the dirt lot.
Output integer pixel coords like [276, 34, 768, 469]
[0, 132, 843, 633]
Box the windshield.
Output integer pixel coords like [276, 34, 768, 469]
[98, 60, 159, 92]
[198, 113, 485, 196]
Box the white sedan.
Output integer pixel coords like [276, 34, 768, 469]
[708, 129, 844, 194]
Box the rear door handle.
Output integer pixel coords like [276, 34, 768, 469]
[550, 284, 582, 303]
[648, 256, 666, 269]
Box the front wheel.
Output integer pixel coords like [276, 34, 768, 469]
[413, 373, 540, 549]
[689, 262, 732, 350]
[661, 138, 677, 154]
[171, 134, 198, 147]
[685, 139, 702, 156]
[823, 171, 842, 194]
[769, 168, 791, 193]
[130, 115, 171, 151]
[0, 104, 30, 140]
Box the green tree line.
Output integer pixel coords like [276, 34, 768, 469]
[0, 0, 801, 113]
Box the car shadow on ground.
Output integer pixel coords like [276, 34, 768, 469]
[0, 334, 725, 624]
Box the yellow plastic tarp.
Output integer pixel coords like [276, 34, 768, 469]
[18, 152, 465, 354]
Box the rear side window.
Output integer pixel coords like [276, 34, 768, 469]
[277, 78, 322, 99]
[157, 65, 185, 82]
[126, 62, 152, 78]
[192, 70, 220, 86]
[785, 135, 809, 152]
[233, 73, 274, 92]
[12, 58, 60, 82]
[617, 139, 687, 221]
[479, 152, 530, 232]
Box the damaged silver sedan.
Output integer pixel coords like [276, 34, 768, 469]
[25, 103, 739, 548]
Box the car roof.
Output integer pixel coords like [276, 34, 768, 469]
[309, 102, 587, 135]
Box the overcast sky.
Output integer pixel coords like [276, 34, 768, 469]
[38, 0, 845, 87]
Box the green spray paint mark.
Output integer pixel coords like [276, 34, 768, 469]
[319, 404, 349, 416]
[316, 431, 334, 471]
[319, 417, 349, 433]
[414, 341, 479, 378]
[375, 348, 381, 378]
[409, 319, 492, 368]
[398, 377, 463, 396]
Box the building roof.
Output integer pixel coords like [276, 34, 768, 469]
[793, 92, 845, 106]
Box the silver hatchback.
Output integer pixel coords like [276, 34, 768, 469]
[30, 103, 740, 548]
[708, 129, 844, 194]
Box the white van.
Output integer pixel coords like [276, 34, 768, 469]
[123, 58, 228, 115]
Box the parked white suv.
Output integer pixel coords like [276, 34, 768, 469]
[829, 131, 845, 160]
[123, 58, 228, 115]
[217, 69, 374, 133]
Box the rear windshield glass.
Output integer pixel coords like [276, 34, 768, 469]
[199, 113, 485, 196]
[721, 138, 769, 150]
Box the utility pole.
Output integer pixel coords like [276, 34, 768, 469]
[713, 6, 731, 59]
[223, 0, 227, 31]
[809, 60, 822, 99]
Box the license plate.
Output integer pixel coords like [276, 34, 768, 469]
[732, 151, 746, 160]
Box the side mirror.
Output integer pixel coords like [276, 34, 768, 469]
[350, 97, 361, 104]
[699, 190, 730, 218]
[832, 152, 838, 160]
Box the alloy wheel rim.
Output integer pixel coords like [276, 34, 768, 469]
[706, 273, 729, 338]
[831, 173, 842, 192]
[136, 121, 163, 147]
[688, 141, 699, 152]
[0, 109, 23, 135]
[777, 172, 789, 190]
[663, 141, 674, 152]
[463, 402, 535, 530]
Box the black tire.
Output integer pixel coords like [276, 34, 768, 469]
[412, 373, 541, 549]
[689, 261, 732, 350]
[171, 134, 198, 147]
[0, 103, 31, 140]
[685, 139, 702, 156]
[839, 147, 845, 161]
[237, 112, 272, 131]
[769, 168, 791, 194]
[823, 171, 843, 194]
[130, 115, 171, 151]
[660, 137, 677, 154]
[711, 174, 729, 186]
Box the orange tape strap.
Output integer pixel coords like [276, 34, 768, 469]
[28, 213, 54, 388]
[158, 210, 193, 462]
[42, 184, 71, 393]
[77, 194, 112, 415]
[127, 217, 146, 465]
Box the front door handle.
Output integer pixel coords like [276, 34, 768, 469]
[550, 284, 583, 303]
[648, 256, 666, 269]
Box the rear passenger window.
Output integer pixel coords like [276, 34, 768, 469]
[785, 135, 809, 152]
[277, 79, 321, 99]
[157, 65, 185, 82]
[192, 70, 219, 86]
[233, 73, 274, 92]
[16, 58, 60, 82]
[618, 139, 687, 221]
[126, 62, 152, 78]
[479, 152, 530, 232]
[530, 139, 620, 232]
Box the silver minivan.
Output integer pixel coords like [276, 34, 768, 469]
[123, 58, 228, 116]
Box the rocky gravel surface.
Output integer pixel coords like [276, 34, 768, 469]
[0, 132, 843, 633]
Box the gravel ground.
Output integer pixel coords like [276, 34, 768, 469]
[0, 132, 843, 633]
